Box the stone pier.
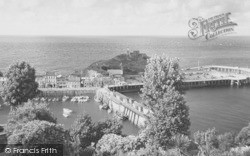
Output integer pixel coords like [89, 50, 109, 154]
[96, 88, 149, 127]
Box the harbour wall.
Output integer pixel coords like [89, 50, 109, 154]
[96, 88, 149, 127]
[39, 88, 97, 97]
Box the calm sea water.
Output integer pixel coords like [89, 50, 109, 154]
[0, 94, 139, 135]
[124, 87, 250, 134]
[0, 36, 250, 135]
[0, 36, 250, 74]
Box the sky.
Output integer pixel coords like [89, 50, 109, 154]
[0, 0, 249, 36]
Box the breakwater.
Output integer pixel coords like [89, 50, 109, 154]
[96, 88, 149, 127]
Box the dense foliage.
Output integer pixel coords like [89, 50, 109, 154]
[6, 101, 57, 135]
[141, 55, 183, 110]
[70, 114, 123, 155]
[7, 120, 71, 156]
[140, 55, 190, 150]
[235, 123, 250, 146]
[2, 62, 39, 107]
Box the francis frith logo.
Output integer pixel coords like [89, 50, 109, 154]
[188, 12, 237, 40]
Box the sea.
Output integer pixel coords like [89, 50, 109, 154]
[0, 36, 250, 135]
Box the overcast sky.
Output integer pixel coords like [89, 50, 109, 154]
[0, 0, 249, 36]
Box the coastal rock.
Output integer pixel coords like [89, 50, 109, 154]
[84, 51, 149, 76]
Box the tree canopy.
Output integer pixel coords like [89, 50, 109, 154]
[141, 55, 183, 112]
[2, 61, 39, 107]
[140, 55, 190, 149]
[70, 114, 123, 155]
[6, 101, 57, 136]
[7, 120, 70, 156]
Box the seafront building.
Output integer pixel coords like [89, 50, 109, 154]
[44, 71, 57, 88]
[67, 74, 81, 88]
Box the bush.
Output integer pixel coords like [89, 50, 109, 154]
[218, 132, 236, 151]
[6, 101, 57, 136]
[235, 123, 250, 146]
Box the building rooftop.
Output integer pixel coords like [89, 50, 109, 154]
[107, 69, 123, 75]
[45, 71, 56, 76]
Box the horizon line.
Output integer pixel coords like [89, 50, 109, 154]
[0, 34, 249, 38]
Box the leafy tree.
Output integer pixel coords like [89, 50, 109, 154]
[94, 118, 123, 142]
[96, 134, 144, 156]
[0, 71, 3, 77]
[7, 120, 71, 156]
[96, 134, 124, 156]
[70, 115, 123, 155]
[6, 101, 57, 135]
[2, 61, 39, 108]
[140, 55, 190, 149]
[194, 128, 219, 155]
[235, 123, 250, 146]
[147, 88, 190, 149]
[70, 114, 95, 151]
[141, 55, 183, 112]
[217, 132, 236, 151]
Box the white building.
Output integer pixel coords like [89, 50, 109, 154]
[107, 69, 123, 77]
[44, 72, 57, 87]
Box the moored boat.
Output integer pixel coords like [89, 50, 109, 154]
[71, 97, 78, 102]
[78, 96, 89, 103]
[63, 108, 73, 118]
[62, 96, 69, 102]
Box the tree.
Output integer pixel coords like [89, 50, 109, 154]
[6, 101, 57, 135]
[194, 128, 219, 155]
[141, 55, 183, 112]
[147, 88, 190, 148]
[235, 123, 250, 146]
[96, 134, 144, 156]
[70, 115, 123, 155]
[140, 55, 190, 149]
[94, 118, 123, 142]
[7, 120, 71, 156]
[217, 132, 236, 151]
[0, 71, 3, 77]
[2, 61, 39, 108]
[70, 114, 95, 151]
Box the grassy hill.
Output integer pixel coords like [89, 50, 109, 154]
[84, 51, 149, 76]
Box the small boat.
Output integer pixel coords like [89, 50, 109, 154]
[63, 108, 73, 118]
[52, 98, 58, 102]
[78, 96, 89, 103]
[63, 113, 69, 118]
[71, 97, 78, 102]
[62, 96, 69, 102]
